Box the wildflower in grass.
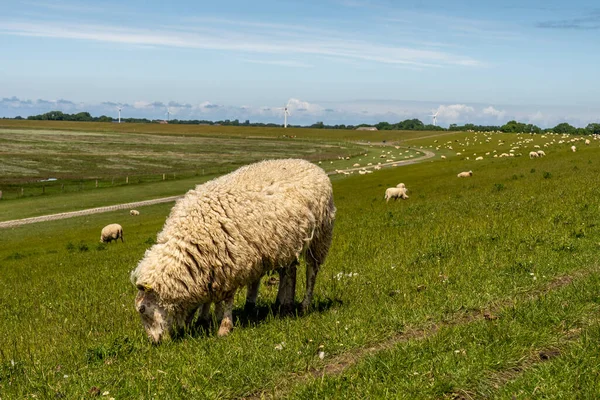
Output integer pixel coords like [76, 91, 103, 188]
[318, 351, 325, 360]
[335, 272, 358, 280]
[274, 342, 285, 351]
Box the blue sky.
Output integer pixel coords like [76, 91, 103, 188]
[1, 0, 599, 127]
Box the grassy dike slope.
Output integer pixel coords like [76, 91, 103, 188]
[1, 139, 599, 398]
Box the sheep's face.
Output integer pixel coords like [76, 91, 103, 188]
[135, 287, 172, 344]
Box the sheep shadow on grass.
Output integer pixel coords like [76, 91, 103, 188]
[179, 298, 343, 340]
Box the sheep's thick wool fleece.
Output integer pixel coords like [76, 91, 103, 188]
[131, 159, 335, 312]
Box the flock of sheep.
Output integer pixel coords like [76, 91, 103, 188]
[321, 147, 419, 176]
[427, 131, 598, 161]
[96, 130, 598, 344]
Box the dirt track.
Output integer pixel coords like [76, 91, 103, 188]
[0, 146, 435, 229]
[0, 196, 183, 229]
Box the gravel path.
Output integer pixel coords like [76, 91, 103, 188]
[0, 146, 435, 229]
[0, 195, 183, 229]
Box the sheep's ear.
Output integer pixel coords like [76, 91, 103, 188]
[137, 284, 153, 292]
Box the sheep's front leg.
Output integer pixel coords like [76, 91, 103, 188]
[215, 294, 235, 337]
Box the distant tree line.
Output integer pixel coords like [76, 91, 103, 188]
[24, 111, 115, 122]
[4, 111, 600, 135]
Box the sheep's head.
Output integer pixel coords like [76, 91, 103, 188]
[135, 285, 172, 344]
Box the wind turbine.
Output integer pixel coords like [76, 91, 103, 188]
[429, 109, 439, 126]
[117, 105, 122, 123]
[278, 101, 291, 128]
[166, 108, 171, 122]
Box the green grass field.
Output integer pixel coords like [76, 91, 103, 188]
[1, 122, 599, 399]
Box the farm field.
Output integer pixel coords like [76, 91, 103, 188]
[1, 123, 600, 398]
[0, 127, 367, 200]
[0, 125, 425, 220]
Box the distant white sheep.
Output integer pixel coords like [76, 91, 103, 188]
[529, 151, 539, 159]
[100, 223, 124, 243]
[384, 187, 409, 202]
[130, 210, 140, 216]
[571, 145, 577, 152]
[585, 139, 590, 145]
[457, 171, 473, 178]
[536, 150, 546, 157]
[441, 155, 446, 159]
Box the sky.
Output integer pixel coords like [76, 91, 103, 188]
[1, 0, 599, 127]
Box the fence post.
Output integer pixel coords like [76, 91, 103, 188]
[126, 176, 129, 184]
[21, 187, 24, 196]
[95, 179, 98, 188]
[42, 185, 45, 194]
[0, 190, 2, 200]
[163, 173, 165, 181]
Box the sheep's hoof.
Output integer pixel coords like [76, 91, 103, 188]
[217, 320, 233, 337]
[243, 302, 256, 313]
[275, 301, 294, 316]
[300, 302, 311, 315]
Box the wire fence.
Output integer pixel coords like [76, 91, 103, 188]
[0, 167, 232, 201]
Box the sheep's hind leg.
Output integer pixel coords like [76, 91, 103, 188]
[302, 223, 333, 313]
[276, 260, 298, 315]
[194, 303, 211, 330]
[216, 294, 235, 337]
[301, 258, 319, 313]
[244, 279, 261, 312]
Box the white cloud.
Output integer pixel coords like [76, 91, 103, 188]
[241, 59, 313, 68]
[133, 101, 152, 109]
[0, 19, 482, 68]
[286, 98, 324, 114]
[482, 106, 506, 119]
[434, 104, 475, 120]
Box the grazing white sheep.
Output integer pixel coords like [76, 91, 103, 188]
[396, 183, 406, 189]
[536, 150, 546, 157]
[441, 155, 446, 159]
[475, 156, 483, 161]
[585, 139, 590, 145]
[353, 163, 360, 167]
[384, 187, 409, 202]
[457, 171, 473, 178]
[571, 145, 577, 152]
[130, 210, 140, 216]
[130, 159, 336, 343]
[529, 151, 539, 159]
[100, 223, 123, 243]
